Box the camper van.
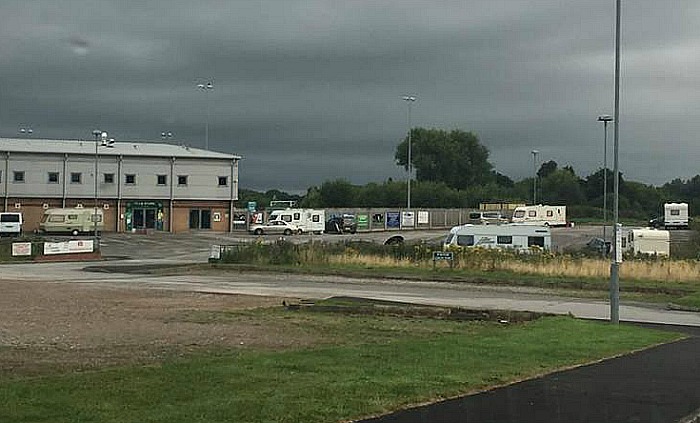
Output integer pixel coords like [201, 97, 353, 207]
[39, 208, 104, 236]
[443, 224, 551, 252]
[511, 205, 567, 227]
[622, 228, 670, 257]
[268, 208, 325, 234]
[0, 212, 23, 237]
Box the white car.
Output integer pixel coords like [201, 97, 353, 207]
[249, 220, 301, 236]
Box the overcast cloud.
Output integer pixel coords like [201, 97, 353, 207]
[2, 1, 700, 193]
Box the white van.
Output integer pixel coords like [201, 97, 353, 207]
[443, 223, 551, 252]
[40, 208, 104, 236]
[0, 212, 23, 237]
[268, 208, 325, 234]
[511, 205, 567, 227]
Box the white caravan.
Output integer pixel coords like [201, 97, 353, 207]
[622, 228, 670, 257]
[511, 205, 567, 227]
[443, 223, 551, 252]
[268, 208, 325, 234]
[664, 203, 689, 229]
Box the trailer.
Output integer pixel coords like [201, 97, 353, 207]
[268, 208, 325, 234]
[664, 203, 689, 229]
[39, 208, 104, 236]
[443, 223, 551, 252]
[622, 228, 670, 257]
[511, 205, 567, 227]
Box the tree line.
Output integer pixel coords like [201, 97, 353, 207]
[240, 127, 699, 219]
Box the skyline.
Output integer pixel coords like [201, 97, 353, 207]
[2, 1, 700, 193]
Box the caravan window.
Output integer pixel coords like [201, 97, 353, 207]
[483, 212, 501, 219]
[293, 212, 301, 220]
[497, 236, 512, 244]
[48, 215, 66, 223]
[278, 214, 292, 222]
[456, 235, 474, 246]
[528, 210, 537, 217]
[67, 214, 78, 220]
[469, 212, 481, 219]
[528, 236, 545, 247]
[514, 210, 525, 218]
[671, 209, 680, 216]
[546, 210, 553, 217]
[312, 215, 320, 222]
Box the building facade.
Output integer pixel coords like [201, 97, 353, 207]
[1, 138, 240, 233]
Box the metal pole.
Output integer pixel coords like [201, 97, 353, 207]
[610, 0, 622, 325]
[532, 150, 538, 204]
[205, 93, 210, 150]
[603, 120, 608, 242]
[93, 131, 102, 248]
[402, 96, 416, 209]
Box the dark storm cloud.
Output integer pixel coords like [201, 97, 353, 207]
[3, 1, 700, 192]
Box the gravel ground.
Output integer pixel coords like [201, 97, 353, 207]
[0, 280, 295, 378]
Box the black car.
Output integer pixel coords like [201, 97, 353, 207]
[325, 214, 358, 234]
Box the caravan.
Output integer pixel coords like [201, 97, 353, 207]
[623, 228, 670, 257]
[511, 205, 567, 227]
[443, 224, 551, 252]
[268, 208, 325, 234]
[39, 208, 104, 236]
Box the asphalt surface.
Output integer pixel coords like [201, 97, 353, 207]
[360, 325, 700, 423]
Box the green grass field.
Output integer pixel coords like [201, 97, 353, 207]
[0, 310, 681, 423]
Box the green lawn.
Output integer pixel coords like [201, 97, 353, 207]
[0, 314, 681, 423]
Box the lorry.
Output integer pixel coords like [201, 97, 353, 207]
[443, 223, 551, 252]
[39, 208, 104, 236]
[622, 228, 670, 257]
[511, 205, 567, 227]
[268, 208, 325, 234]
[650, 203, 689, 230]
[0, 212, 23, 237]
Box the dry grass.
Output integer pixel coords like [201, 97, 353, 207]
[326, 252, 700, 284]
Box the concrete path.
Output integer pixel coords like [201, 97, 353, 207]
[360, 325, 700, 423]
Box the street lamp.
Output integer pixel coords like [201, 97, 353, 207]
[197, 81, 214, 150]
[92, 130, 115, 248]
[597, 115, 613, 243]
[161, 131, 174, 140]
[531, 150, 539, 204]
[19, 127, 34, 136]
[402, 95, 416, 209]
[610, 0, 622, 325]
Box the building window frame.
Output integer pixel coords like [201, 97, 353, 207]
[125, 174, 137, 185]
[70, 172, 82, 184]
[13, 171, 25, 183]
[48, 172, 60, 184]
[217, 176, 228, 186]
[157, 174, 167, 186]
[104, 173, 115, 184]
[177, 175, 188, 186]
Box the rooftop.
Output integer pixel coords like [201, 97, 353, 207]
[0, 138, 241, 160]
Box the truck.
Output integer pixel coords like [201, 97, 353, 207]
[39, 208, 104, 236]
[268, 208, 325, 234]
[650, 203, 689, 230]
[443, 223, 551, 252]
[511, 205, 567, 227]
[622, 228, 670, 257]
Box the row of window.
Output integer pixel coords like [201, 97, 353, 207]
[1, 171, 228, 187]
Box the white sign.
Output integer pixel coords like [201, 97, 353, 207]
[614, 223, 623, 264]
[209, 244, 221, 260]
[12, 242, 32, 256]
[44, 240, 94, 255]
[401, 211, 415, 227]
[417, 211, 429, 225]
[213, 212, 222, 222]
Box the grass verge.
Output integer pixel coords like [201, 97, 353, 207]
[0, 312, 681, 423]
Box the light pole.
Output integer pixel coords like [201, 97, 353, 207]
[531, 150, 539, 204]
[197, 81, 213, 150]
[92, 130, 115, 248]
[19, 127, 34, 136]
[161, 131, 173, 140]
[598, 115, 613, 243]
[610, 0, 622, 325]
[402, 95, 416, 209]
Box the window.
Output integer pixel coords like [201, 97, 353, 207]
[546, 210, 553, 217]
[48, 215, 66, 223]
[514, 211, 525, 218]
[67, 214, 78, 220]
[157, 175, 167, 186]
[456, 235, 474, 246]
[497, 236, 513, 244]
[528, 236, 545, 248]
[218, 176, 228, 186]
[104, 173, 114, 184]
[293, 212, 301, 220]
[671, 209, 680, 216]
[125, 174, 136, 185]
[278, 214, 292, 222]
[48, 172, 59, 183]
[71, 172, 82, 184]
[469, 212, 481, 219]
[178, 175, 188, 186]
[13, 171, 25, 182]
[528, 210, 537, 217]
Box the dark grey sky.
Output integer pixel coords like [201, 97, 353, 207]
[2, 1, 700, 193]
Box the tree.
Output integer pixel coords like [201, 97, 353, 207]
[537, 160, 558, 179]
[395, 128, 494, 190]
[318, 179, 357, 207]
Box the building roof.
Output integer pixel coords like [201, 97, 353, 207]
[0, 138, 241, 160]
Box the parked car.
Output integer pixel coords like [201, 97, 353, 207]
[0, 212, 23, 237]
[325, 214, 358, 234]
[249, 220, 301, 236]
[585, 237, 611, 255]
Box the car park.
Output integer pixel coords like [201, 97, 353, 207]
[249, 220, 301, 236]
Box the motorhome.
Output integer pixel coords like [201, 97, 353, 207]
[664, 203, 689, 229]
[622, 228, 670, 257]
[268, 208, 325, 234]
[511, 205, 567, 227]
[39, 208, 104, 236]
[443, 223, 551, 252]
[0, 212, 23, 237]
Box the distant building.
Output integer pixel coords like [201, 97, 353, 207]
[0, 138, 240, 233]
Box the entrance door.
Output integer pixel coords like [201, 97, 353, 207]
[189, 209, 212, 230]
[133, 209, 145, 229]
[145, 209, 156, 229]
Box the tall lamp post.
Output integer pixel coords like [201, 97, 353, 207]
[531, 150, 539, 204]
[597, 115, 613, 243]
[610, 0, 622, 325]
[402, 95, 416, 209]
[197, 81, 214, 150]
[92, 130, 115, 248]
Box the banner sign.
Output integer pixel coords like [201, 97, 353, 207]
[386, 212, 400, 228]
[12, 242, 32, 256]
[401, 211, 415, 227]
[44, 240, 94, 255]
[357, 214, 369, 230]
[417, 211, 430, 225]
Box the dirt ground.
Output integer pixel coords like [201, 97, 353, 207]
[0, 280, 299, 378]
